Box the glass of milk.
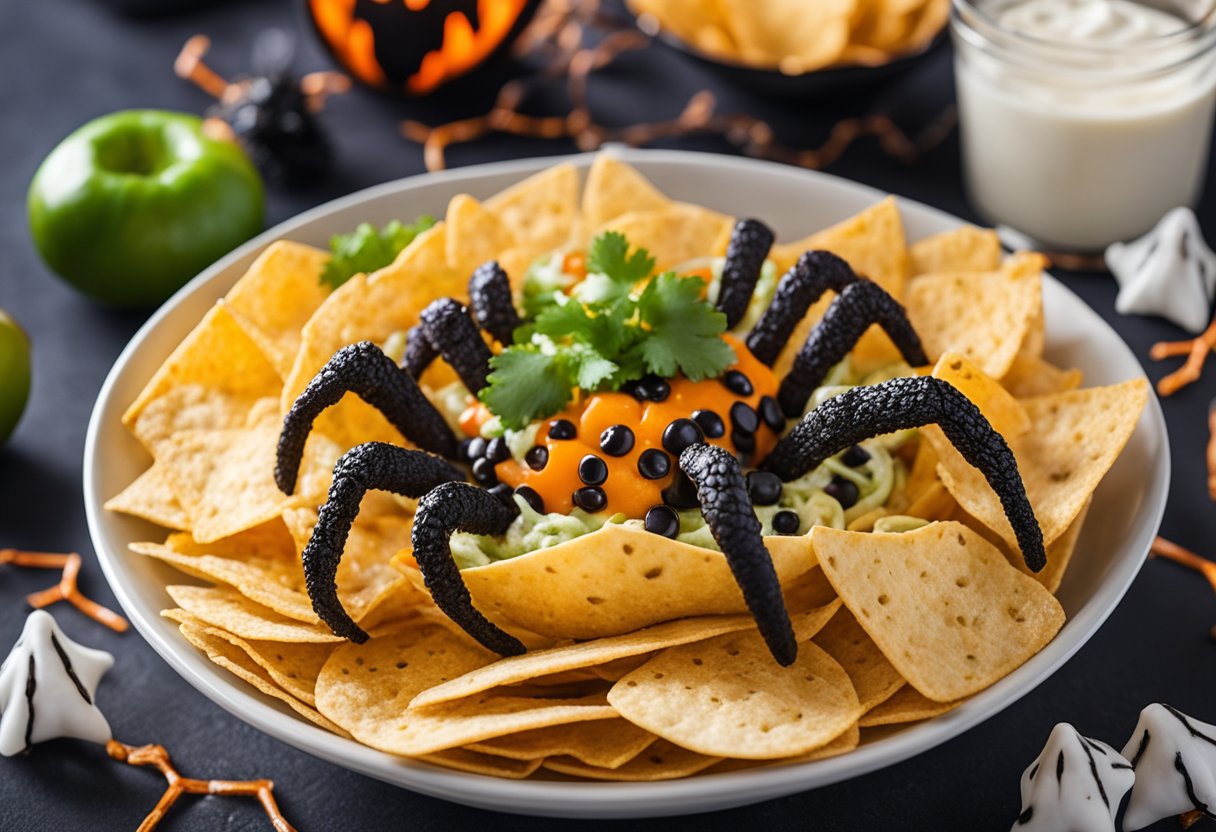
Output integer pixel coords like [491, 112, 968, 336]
[952, 0, 1216, 251]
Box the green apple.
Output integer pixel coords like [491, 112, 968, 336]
[0, 308, 30, 443]
[28, 110, 264, 307]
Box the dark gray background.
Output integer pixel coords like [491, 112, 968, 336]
[2, 0, 1214, 829]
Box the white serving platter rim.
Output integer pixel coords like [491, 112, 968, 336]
[83, 148, 1169, 819]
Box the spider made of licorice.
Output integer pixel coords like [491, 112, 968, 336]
[276, 219, 1045, 667]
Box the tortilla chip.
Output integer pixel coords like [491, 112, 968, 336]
[134, 540, 316, 622]
[903, 438, 940, 504]
[123, 304, 281, 453]
[910, 227, 1001, 276]
[156, 426, 340, 543]
[315, 620, 614, 756]
[581, 155, 673, 232]
[167, 610, 333, 706]
[1001, 353, 1083, 398]
[104, 463, 191, 530]
[931, 352, 1030, 440]
[469, 719, 656, 770]
[165, 586, 342, 643]
[409, 614, 757, 708]
[905, 481, 958, 522]
[422, 748, 542, 779]
[813, 608, 905, 712]
[445, 194, 517, 278]
[708, 723, 861, 772]
[485, 162, 579, 256]
[176, 620, 347, 735]
[433, 523, 818, 640]
[771, 198, 913, 376]
[717, 0, 852, 71]
[905, 252, 1045, 379]
[929, 379, 1147, 550]
[163, 520, 298, 560]
[813, 523, 1065, 702]
[608, 609, 860, 759]
[858, 685, 960, 727]
[542, 739, 722, 781]
[1025, 498, 1091, 594]
[597, 205, 735, 271]
[224, 241, 332, 377]
[280, 221, 462, 448]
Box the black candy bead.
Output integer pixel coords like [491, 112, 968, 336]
[457, 437, 477, 462]
[573, 486, 608, 513]
[733, 431, 756, 455]
[722, 369, 754, 397]
[692, 409, 725, 439]
[637, 448, 671, 480]
[578, 454, 609, 486]
[515, 485, 545, 514]
[772, 510, 801, 535]
[746, 471, 782, 506]
[662, 418, 704, 455]
[485, 436, 511, 464]
[466, 436, 487, 461]
[600, 425, 635, 457]
[759, 396, 785, 432]
[730, 401, 759, 435]
[824, 476, 860, 509]
[524, 445, 549, 471]
[471, 457, 498, 486]
[644, 505, 681, 539]
[487, 483, 514, 506]
[548, 419, 577, 440]
[662, 472, 701, 509]
[841, 445, 871, 467]
[626, 375, 671, 403]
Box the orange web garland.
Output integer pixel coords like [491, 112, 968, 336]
[106, 741, 296, 832]
[1149, 317, 1216, 397]
[0, 549, 128, 632]
[402, 0, 956, 171]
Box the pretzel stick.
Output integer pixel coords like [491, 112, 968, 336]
[1150, 536, 1216, 593]
[1, 549, 129, 632]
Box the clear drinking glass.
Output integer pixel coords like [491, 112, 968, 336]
[951, 0, 1216, 251]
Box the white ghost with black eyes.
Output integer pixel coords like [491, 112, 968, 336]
[1121, 703, 1216, 830]
[1011, 722, 1134, 832]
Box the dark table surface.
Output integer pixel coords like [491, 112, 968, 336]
[3, 1, 1215, 829]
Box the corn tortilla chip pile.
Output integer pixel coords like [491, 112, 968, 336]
[629, 0, 949, 73]
[105, 154, 1146, 780]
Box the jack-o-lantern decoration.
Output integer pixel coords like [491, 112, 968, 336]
[307, 0, 540, 96]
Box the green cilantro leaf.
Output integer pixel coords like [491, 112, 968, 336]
[634, 273, 736, 380]
[533, 301, 631, 358]
[479, 346, 573, 431]
[320, 216, 436, 288]
[586, 231, 655, 286]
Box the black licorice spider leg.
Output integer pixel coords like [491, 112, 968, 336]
[416, 298, 495, 394]
[276, 341, 458, 493]
[745, 250, 863, 366]
[302, 443, 465, 642]
[679, 442, 798, 666]
[761, 376, 1047, 572]
[716, 219, 776, 330]
[411, 482, 527, 656]
[776, 280, 928, 418]
[404, 260, 518, 380]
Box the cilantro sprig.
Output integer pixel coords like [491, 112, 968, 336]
[320, 216, 436, 288]
[480, 232, 736, 429]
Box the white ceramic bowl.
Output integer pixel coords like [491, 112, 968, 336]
[83, 148, 1169, 818]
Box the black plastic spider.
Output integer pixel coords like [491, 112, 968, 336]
[174, 30, 350, 185]
[276, 219, 1045, 666]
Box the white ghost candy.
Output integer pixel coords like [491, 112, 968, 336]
[0, 610, 114, 756]
[1122, 703, 1216, 830]
[1108, 207, 1216, 334]
[1011, 722, 1134, 832]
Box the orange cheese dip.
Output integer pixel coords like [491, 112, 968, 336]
[469, 334, 780, 518]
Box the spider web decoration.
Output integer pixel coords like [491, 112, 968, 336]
[0, 549, 128, 633]
[402, 0, 957, 171]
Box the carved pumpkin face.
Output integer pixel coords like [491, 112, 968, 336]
[308, 0, 538, 96]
